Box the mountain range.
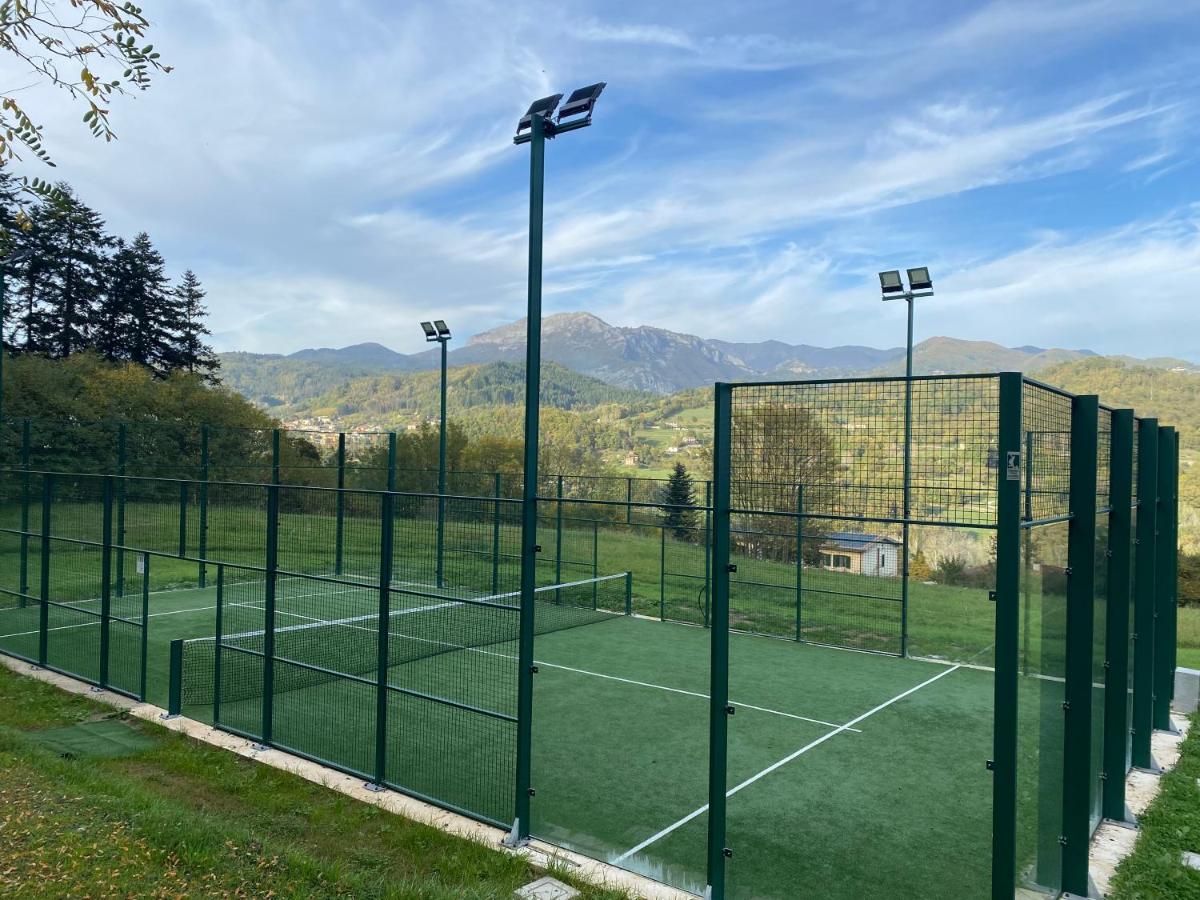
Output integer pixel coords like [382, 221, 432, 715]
[220, 312, 1199, 406]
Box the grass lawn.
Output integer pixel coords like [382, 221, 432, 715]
[1177, 606, 1200, 669]
[0, 664, 627, 900]
[1110, 713, 1200, 899]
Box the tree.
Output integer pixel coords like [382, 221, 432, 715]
[0, 1, 171, 203]
[164, 269, 219, 381]
[661, 461, 697, 540]
[38, 184, 110, 356]
[93, 236, 132, 361]
[120, 232, 172, 370]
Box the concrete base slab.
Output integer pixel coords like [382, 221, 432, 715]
[515, 876, 581, 899]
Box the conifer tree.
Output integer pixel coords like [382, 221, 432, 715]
[167, 269, 220, 381]
[39, 184, 110, 357]
[121, 232, 172, 370]
[662, 461, 698, 540]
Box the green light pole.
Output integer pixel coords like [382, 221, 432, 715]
[508, 82, 606, 848]
[420, 320, 452, 588]
[879, 267, 933, 658]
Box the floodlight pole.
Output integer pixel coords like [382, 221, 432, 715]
[512, 110, 547, 846]
[436, 332, 449, 589]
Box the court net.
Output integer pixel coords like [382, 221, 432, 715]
[180, 572, 631, 709]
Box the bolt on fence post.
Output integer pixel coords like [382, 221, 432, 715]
[1131, 419, 1158, 768]
[213, 564, 224, 724]
[115, 423, 126, 596]
[1102, 409, 1134, 821]
[1153, 426, 1175, 731]
[38, 473, 51, 666]
[100, 476, 113, 689]
[18, 418, 29, 603]
[1061, 394, 1099, 896]
[198, 425, 209, 588]
[139, 553, 150, 701]
[166, 638, 183, 717]
[335, 433, 346, 576]
[374, 487, 396, 790]
[261, 482, 279, 744]
[990, 372, 1023, 900]
[706, 382, 733, 900]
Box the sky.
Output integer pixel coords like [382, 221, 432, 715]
[6, 0, 1200, 359]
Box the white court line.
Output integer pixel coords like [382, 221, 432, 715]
[230, 601, 851, 730]
[614, 664, 962, 864]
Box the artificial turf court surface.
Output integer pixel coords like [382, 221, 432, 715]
[0, 580, 999, 900]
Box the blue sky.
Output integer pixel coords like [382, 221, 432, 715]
[14, 0, 1200, 359]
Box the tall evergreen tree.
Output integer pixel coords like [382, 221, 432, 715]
[121, 232, 173, 370]
[38, 184, 110, 357]
[164, 269, 220, 381]
[662, 461, 698, 541]
[93, 237, 135, 362]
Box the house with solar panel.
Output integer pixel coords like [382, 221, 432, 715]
[818, 532, 902, 576]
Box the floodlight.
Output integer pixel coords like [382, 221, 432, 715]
[879, 270, 904, 295]
[517, 94, 563, 135]
[433, 320, 450, 338]
[557, 82, 606, 124]
[420, 321, 437, 340]
[907, 267, 933, 291]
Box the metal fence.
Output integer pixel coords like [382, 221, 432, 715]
[0, 374, 1182, 900]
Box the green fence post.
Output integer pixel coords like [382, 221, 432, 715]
[261, 482, 279, 745]
[706, 383, 733, 900]
[113, 423, 126, 596]
[18, 418, 29, 603]
[1022, 430, 1034, 675]
[592, 519, 599, 608]
[1169, 430, 1180, 700]
[166, 638, 183, 717]
[555, 475, 564, 594]
[1131, 419, 1158, 768]
[138, 552, 149, 700]
[795, 485, 804, 642]
[335, 433, 346, 576]
[178, 480, 188, 558]
[1153, 426, 1176, 731]
[659, 524, 666, 621]
[198, 425, 209, 588]
[990, 372, 1023, 900]
[626, 477, 633, 525]
[38, 473, 51, 666]
[1061, 394, 1099, 895]
[212, 564, 223, 724]
[704, 481, 712, 628]
[271, 428, 281, 485]
[1102, 409, 1134, 820]
[491, 473, 502, 595]
[373, 487, 395, 790]
[99, 477, 113, 689]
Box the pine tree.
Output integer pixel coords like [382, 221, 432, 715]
[93, 237, 134, 362]
[38, 184, 110, 357]
[121, 232, 173, 371]
[661, 461, 698, 541]
[165, 269, 219, 381]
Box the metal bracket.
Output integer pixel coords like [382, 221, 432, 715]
[725, 705, 735, 716]
[364, 781, 386, 793]
[501, 819, 529, 849]
[723, 847, 733, 858]
[985, 759, 995, 771]
[1062, 701, 1070, 712]
[530, 665, 539, 674]
[726, 564, 737, 573]
[988, 590, 997, 603]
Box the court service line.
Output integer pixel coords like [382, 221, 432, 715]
[234, 601, 855, 731]
[613, 663, 962, 864]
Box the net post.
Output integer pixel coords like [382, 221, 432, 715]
[18, 418, 29, 603]
[99, 476, 114, 689]
[178, 479, 188, 558]
[139, 553, 150, 700]
[114, 423, 126, 597]
[1061, 394, 1099, 895]
[990, 372, 1022, 900]
[1102, 409, 1134, 820]
[795, 485, 803, 642]
[625, 571, 632, 615]
[198, 425, 209, 588]
[166, 638, 183, 718]
[659, 523, 666, 621]
[1131, 418, 1158, 767]
[706, 382, 733, 900]
[213, 564, 224, 724]
[492, 473, 502, 596]
[1153, 426, 1175, 731]
[373, 487, 396, 790]
[261, 482, 279, 744]
[38, 473, 51, 666]
[335, 432, 346, 576]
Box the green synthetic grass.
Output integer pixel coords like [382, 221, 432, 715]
[1110, 713, 1200, 899]
[0, 665, 627, 900]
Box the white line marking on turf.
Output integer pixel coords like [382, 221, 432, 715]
[613, 664, 962, 864]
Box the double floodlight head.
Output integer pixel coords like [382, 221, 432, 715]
[515, 82, 606, 143]
[420, 320, 451, 342]
[878, 266, 934, 300]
